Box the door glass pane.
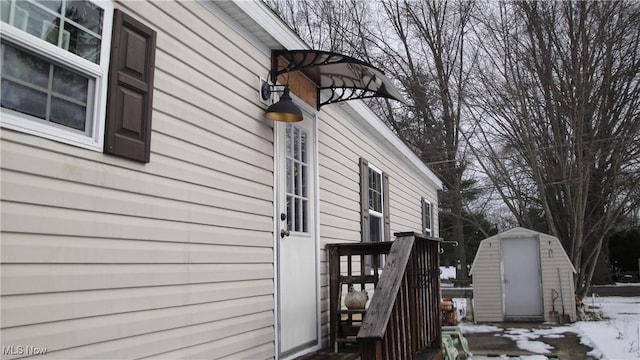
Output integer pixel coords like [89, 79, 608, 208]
[301, 164, 307, 197]
[301, 131, 307, 162]
[285, 123, 310, 233]
[286, 121, 292, 157]
[302, 199, 308, 232]
[286, 159, 293, 194]
[293, 162, 300, 196]
[295, 198, 301, 232]
[287, 195, 293, 231]
[293, 126, 300, 161]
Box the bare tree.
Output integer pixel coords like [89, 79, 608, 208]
[267, 0, 481, 281]
[468, 0, 640, 298]
[265, 0, 371, 54]
[267, 0, 480, 281]
[377, 0, 478, 281]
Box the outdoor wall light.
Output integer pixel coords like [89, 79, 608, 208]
[261, 82, 303, 122]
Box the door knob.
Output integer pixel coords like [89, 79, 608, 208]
[281, 229, 291, 238]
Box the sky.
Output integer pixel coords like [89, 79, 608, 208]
[454, 295, 640, 359]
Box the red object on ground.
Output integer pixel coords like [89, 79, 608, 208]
[441, 298, 457, 325]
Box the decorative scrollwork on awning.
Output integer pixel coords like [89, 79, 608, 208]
[270, 50, 404, 108]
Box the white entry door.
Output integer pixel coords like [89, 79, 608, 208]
[502, 237, 543, 320]
[275, 112, 318, 357]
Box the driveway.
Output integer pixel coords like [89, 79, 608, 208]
[461, 322, 596, 360]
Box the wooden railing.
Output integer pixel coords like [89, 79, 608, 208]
[327, 241, 393, 350]
[327, 232, 442, 359]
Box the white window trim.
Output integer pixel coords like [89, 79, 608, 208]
[368, 163, 384, 217]
[0, 0, 114, 151]
[368, 163, 384, 241]
[423, 198, 433, 236]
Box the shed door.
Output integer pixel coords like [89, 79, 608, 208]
[502, 237, 543, 320]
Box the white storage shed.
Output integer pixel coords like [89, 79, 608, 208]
[469, 227, 577, 323]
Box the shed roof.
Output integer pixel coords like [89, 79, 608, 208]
[469, 227, 576, 275]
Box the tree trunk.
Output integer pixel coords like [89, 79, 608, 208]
[452, 187, 468, 284]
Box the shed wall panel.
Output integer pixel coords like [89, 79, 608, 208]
[470, 238, 504, 322]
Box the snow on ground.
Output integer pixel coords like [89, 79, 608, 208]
[469, 356, 551, 360]
[458, 322, 502, 334]
[575, 295, 640, 359]
[455, 295, 640, 359]
[502, 328, 555, 354]
[440, 266, 456, 280]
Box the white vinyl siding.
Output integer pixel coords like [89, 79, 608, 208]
[538, 233, 578, 322]
[469, 238, 504, 322]
[1, 0, 276, 358]
[317, 108, 438, 243]
[1, 0, 444, 357]
[316, 105, 439, 344]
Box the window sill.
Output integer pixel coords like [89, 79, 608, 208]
[1, 110, 103, 151]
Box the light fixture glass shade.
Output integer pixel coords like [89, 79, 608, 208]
[265, 87, 303, 122]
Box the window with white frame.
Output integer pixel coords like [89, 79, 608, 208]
[360, 158, 390, 274]
[1, 0, 113, 150]
[368, 164, 384, 243]
[422, 198, 433, 237]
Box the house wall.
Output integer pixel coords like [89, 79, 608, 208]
[316, 105, 439, 344]
[1, 1, 277, 359]
[1, 0, 441, 358]
[470, 228, 576, 323]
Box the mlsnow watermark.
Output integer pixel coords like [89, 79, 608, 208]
[2, 345, 48, 356]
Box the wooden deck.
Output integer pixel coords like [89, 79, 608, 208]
[296, 349, 359, 360]
[325, 232, 443, 360]
[296, 347, 442, 360]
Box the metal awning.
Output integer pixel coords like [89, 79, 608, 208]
[270, 50, 405, 108]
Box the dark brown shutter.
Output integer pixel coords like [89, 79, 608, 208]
[105, 10, 156, 163]
[383, 172, 390, 242]
[359, 157, 370, 242]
